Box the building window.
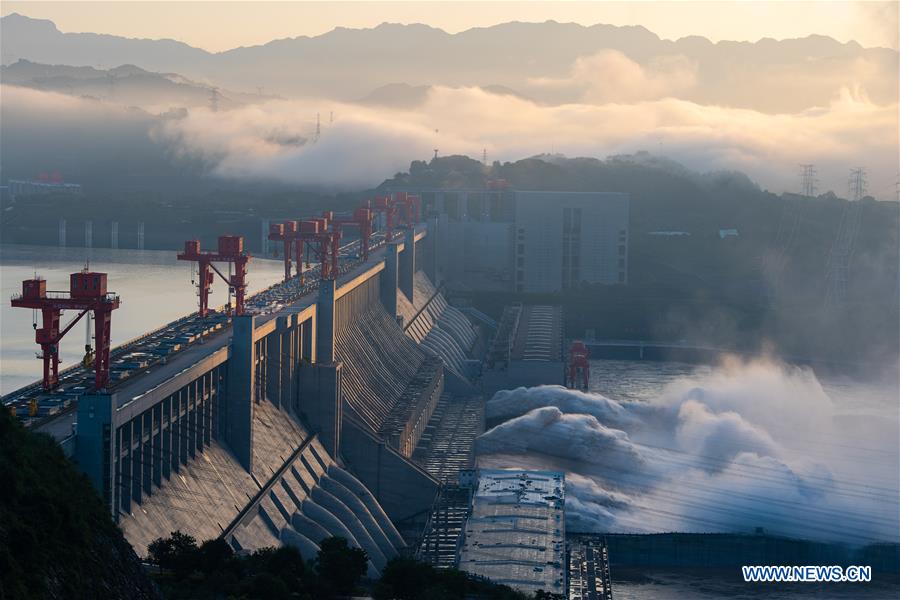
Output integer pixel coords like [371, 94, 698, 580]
[562, 207, 582, 289]
[517, 257, 524, 268]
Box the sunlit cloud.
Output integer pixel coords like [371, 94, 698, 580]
[2, 81, 896, 197]
[150, 84, 898, 196]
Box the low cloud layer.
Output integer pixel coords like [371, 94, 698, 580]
[153, 85, 897, 196]
[477, 359, 900, 543]
[528, 50, 698, 103]
[2, 80, 897, 198]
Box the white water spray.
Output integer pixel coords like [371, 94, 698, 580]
[476, 358, 900, 544]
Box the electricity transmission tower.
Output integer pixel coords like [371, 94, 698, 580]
[824, 168, 867, 308]
[800, 164, 817, 197]
[848, 167, 867, 202]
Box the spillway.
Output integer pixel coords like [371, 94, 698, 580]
[399, 271, 478, 380]
[334, 277, 429, 433]
[22, 223, 487, 573]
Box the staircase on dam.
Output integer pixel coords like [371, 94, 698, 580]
[412, 393, 484, 484]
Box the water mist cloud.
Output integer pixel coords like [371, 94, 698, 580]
[476, 359, 900, 544]
[152, 85, 898, 196]
[528, 50, 698, 103]
[4, 78, 897, 197]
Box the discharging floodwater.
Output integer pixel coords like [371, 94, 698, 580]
[594, 361, 899, 598]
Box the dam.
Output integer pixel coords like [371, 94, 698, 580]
[4, 202, 485, 573]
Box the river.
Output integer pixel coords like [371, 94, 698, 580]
[484, 359, 900, 599]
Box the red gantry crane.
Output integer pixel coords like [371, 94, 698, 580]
[567, 340, 590, 390]
[177, 235, 251, 318]
[11, 271, 120, 391]
[370, 192, 420, 242]
[325, 206, 374, 260]
[300, 216, 342, 280]
[268, 220, 304, 282]
[371, 195, 398, 242]
[393, 191, 421, 229]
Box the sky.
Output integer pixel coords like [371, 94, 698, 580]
[3, 1, 898, 52]
[2, 1, 897, 198]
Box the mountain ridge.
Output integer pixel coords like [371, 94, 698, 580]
[3, 12, 896, 112]
[2, 12, 883, 54]
[1, 58, 264, 110]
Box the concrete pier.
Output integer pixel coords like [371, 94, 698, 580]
[298, 362, 342, 457]
[226, 315, 256, 471]
[381, 241, 400, 320]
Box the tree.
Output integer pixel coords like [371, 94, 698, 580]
[372, 558, 434, 600]
[197, 538, 234, 574]
[373, 558, 528, 600]
[0, 409, 157, 599]
[146, 531, 198, 577]
[146, 537, 174, 573]
[315, 537, 368, 597]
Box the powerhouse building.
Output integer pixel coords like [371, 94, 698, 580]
[457, 469, 567, 594]
[408, 188, 629, 293]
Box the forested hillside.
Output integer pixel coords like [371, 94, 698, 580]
[384, 154, 899, 370]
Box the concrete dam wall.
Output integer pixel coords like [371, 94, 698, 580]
[400, 271, 478, 381]
[116, 385, 403, 576]
[72, 227, 483, 569]
[333, 272, 433, 439]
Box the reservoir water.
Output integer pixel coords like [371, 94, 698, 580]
[0, 244, 285, 395]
